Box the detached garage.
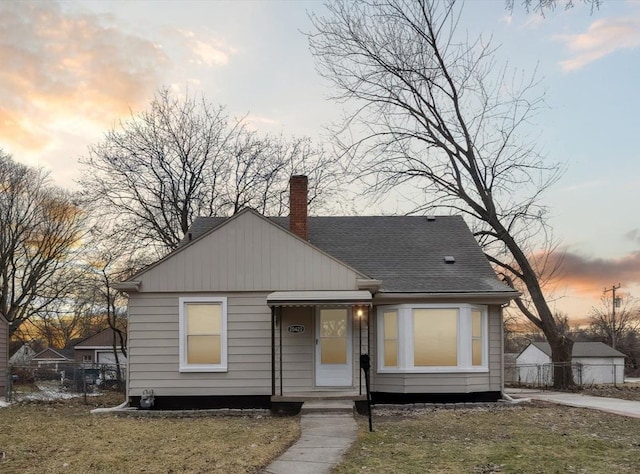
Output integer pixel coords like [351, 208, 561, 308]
[74, 329, 127, 366]
[516, 341, 626, 386]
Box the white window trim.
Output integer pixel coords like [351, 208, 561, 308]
[377, 303, 489, 374]
[179, 296, 228, 373]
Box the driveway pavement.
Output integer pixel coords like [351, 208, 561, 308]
[506, 388, 640, 419]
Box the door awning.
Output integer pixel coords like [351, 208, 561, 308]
[266, 290, 372, 307]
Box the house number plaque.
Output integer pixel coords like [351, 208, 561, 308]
[287, 325, 305, 334]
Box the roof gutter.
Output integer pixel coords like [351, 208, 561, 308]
[112, 281, 141, 292]
[373, 291, 520, 304]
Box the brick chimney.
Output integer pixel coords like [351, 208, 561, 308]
[289, 175, 308, 240]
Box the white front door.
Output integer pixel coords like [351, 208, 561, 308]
[315, 308, 353, 387]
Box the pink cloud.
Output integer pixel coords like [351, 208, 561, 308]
[555, 17, 640, 71]
[544, 249, 640, 296]
[0, 2, 168, 151]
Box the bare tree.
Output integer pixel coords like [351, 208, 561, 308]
[80, 88, 341, 257]
[310, 0, 575, 388]
[506, 0, 602, 15]
[589, 295, 640, 351]
[0, 151, 88, 336]
[79, 232, 147, 385]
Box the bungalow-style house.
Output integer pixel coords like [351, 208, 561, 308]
[516, 341, 626, 385]
[0, 314, 7, 397]
[115, 176, 518, 410]
[74, 328, 127, 366]
[31, 348, 72, 371]
[9, 342, 36, 366]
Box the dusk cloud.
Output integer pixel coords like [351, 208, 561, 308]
[0, 2, 168, 152]
[626, 229, 640, 244]
[546, 249, 640, 296]
[555, 17, 640, 71]
[177, 29, 237, 67]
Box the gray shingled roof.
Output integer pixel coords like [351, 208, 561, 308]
[530, 341, 626, 358]
[186, 214, 514, 295]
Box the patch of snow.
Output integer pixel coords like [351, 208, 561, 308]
[13, 384, 101, 402]
[20, 389, 78, 401]
[0, 399, 9, 408]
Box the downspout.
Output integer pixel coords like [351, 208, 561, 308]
[271, 306, 275, 397]
[91, 325, 131, 414]
[359, 307, 362, 396]
[279, 307, 283, 396]
[499, 302, 529, 404]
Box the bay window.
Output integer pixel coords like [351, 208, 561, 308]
[378, 304, 487, 372]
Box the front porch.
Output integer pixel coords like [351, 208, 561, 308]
[267, 290, 373, 403]
[271, 391, 368, 416]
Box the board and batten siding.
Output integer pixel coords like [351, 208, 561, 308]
[370, 304, 503, 393]
[136, 210, 363, 293]
[0, 316, 7, 397]
[128, 292, 272, 397]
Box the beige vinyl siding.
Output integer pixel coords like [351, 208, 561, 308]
[276, 307, 367, 394]
[137, 211, 363, 293]
[128, 292, 272, 397]
[279, 307, 314, 392]
[370, 304, 503, 394]
[0, 317, 7, 396]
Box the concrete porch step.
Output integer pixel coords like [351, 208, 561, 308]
[300, 399, 355, 415]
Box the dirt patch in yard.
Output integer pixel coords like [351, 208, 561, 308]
[337, 402, 640, 473]
[0, 392, 300, 473]
[581, 383, 640, 401]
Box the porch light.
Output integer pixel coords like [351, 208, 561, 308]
[357, 308, 364, 318]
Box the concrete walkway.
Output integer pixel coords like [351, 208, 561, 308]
[507, 388, 640, 419]
[262, 404, 358, 474]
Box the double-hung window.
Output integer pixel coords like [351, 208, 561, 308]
[378, 304, 487, 372]
[179, 297, 227, 372]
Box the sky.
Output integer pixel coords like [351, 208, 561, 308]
[1, 0, 639, 323]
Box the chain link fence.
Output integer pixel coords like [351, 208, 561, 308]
[505, 361, 626, 388]
[6, 361, 126, 402]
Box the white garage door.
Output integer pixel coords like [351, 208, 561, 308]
[97, 351, 127, 365]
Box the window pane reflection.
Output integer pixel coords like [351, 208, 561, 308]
[383, 310, 398, 367]
[321, 338, 347, 364]
[413, 308, 457, 366]
[321, 309, 347, 337]
[472, 309, 483, 366]
[187, 335, 221, 364]
[384, 340, 398, 366]
[186, 303, 221, 365]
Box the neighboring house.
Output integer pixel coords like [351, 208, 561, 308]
[31, 348, 72, 371]
[516, 341, 626, 385]
[74, 328, 127, 366]
[503, 353, 518, 384]
[0, 315, 7, 397]
[115, 176, 519, 410]
[9, 343, 36, 366]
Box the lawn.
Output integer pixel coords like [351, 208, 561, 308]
[0, 391, 300, 474]
[581, 383, 640, 401]
[5, 389, 640, 474]
[336, 402, 640, 474]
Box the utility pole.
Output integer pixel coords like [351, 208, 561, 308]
[604, 284, 621, 349]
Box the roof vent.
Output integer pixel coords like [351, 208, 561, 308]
[444, 256, 455, 264]
[426, 216, 436, 221]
